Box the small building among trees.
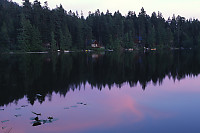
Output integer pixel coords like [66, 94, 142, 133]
[91, 40, 100, 48]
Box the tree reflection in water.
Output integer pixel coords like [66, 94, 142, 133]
[0, 50, 200, 106]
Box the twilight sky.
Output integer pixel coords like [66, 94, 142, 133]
[13, 0, 200, 19]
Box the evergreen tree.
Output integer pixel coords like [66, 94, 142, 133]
[0, 22, 10, 51]
[30, 26, 43, 51]
[63, 25, 72, 49]
[22, 0, 32, 20]
[17, 14, 32, 51]
[138, 7, 148, 46]
[51, 32, 57, 51]
[17, 14, 42, 51]
[147, 24, 156, 47]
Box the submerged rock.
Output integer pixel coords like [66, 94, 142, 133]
[48, 117, 53, 120]
[1, 120, 9, 123]
[14, 114, 22, 117]
[32, 121, 42, 126]
[32, 111, 41, 116]
[21, 105, 28, 108]
[2, 126, 7, 129]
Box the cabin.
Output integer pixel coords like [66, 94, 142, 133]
[91, 40, 100, 48]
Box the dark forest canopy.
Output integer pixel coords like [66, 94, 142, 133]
[0, 0, 200, 52]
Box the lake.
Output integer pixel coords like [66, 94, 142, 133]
[0, 50, 200, 133]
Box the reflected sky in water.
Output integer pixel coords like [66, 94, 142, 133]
[1, 75, 200, 133]
[1, 51, 200, 133]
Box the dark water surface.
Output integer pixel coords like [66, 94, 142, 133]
[0, 51, 200, 133]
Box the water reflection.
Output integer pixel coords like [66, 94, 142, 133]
[0, 50, 200, 106]
[0, 77, 200, 133]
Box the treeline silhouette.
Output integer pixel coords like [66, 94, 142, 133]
[0, 51, 200, 106]
[0, 0, 200, 51]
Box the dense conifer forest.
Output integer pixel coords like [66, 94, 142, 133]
[0, 0, 200, 52]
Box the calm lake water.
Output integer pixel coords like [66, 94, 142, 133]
[1, 51, 200, 133]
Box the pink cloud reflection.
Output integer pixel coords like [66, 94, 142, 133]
[41, 86, 171, 133]
[0, 81, 177, 133]
[35, 91, 144, 133]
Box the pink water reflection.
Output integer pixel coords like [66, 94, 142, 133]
[1, 76, 200, 133]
